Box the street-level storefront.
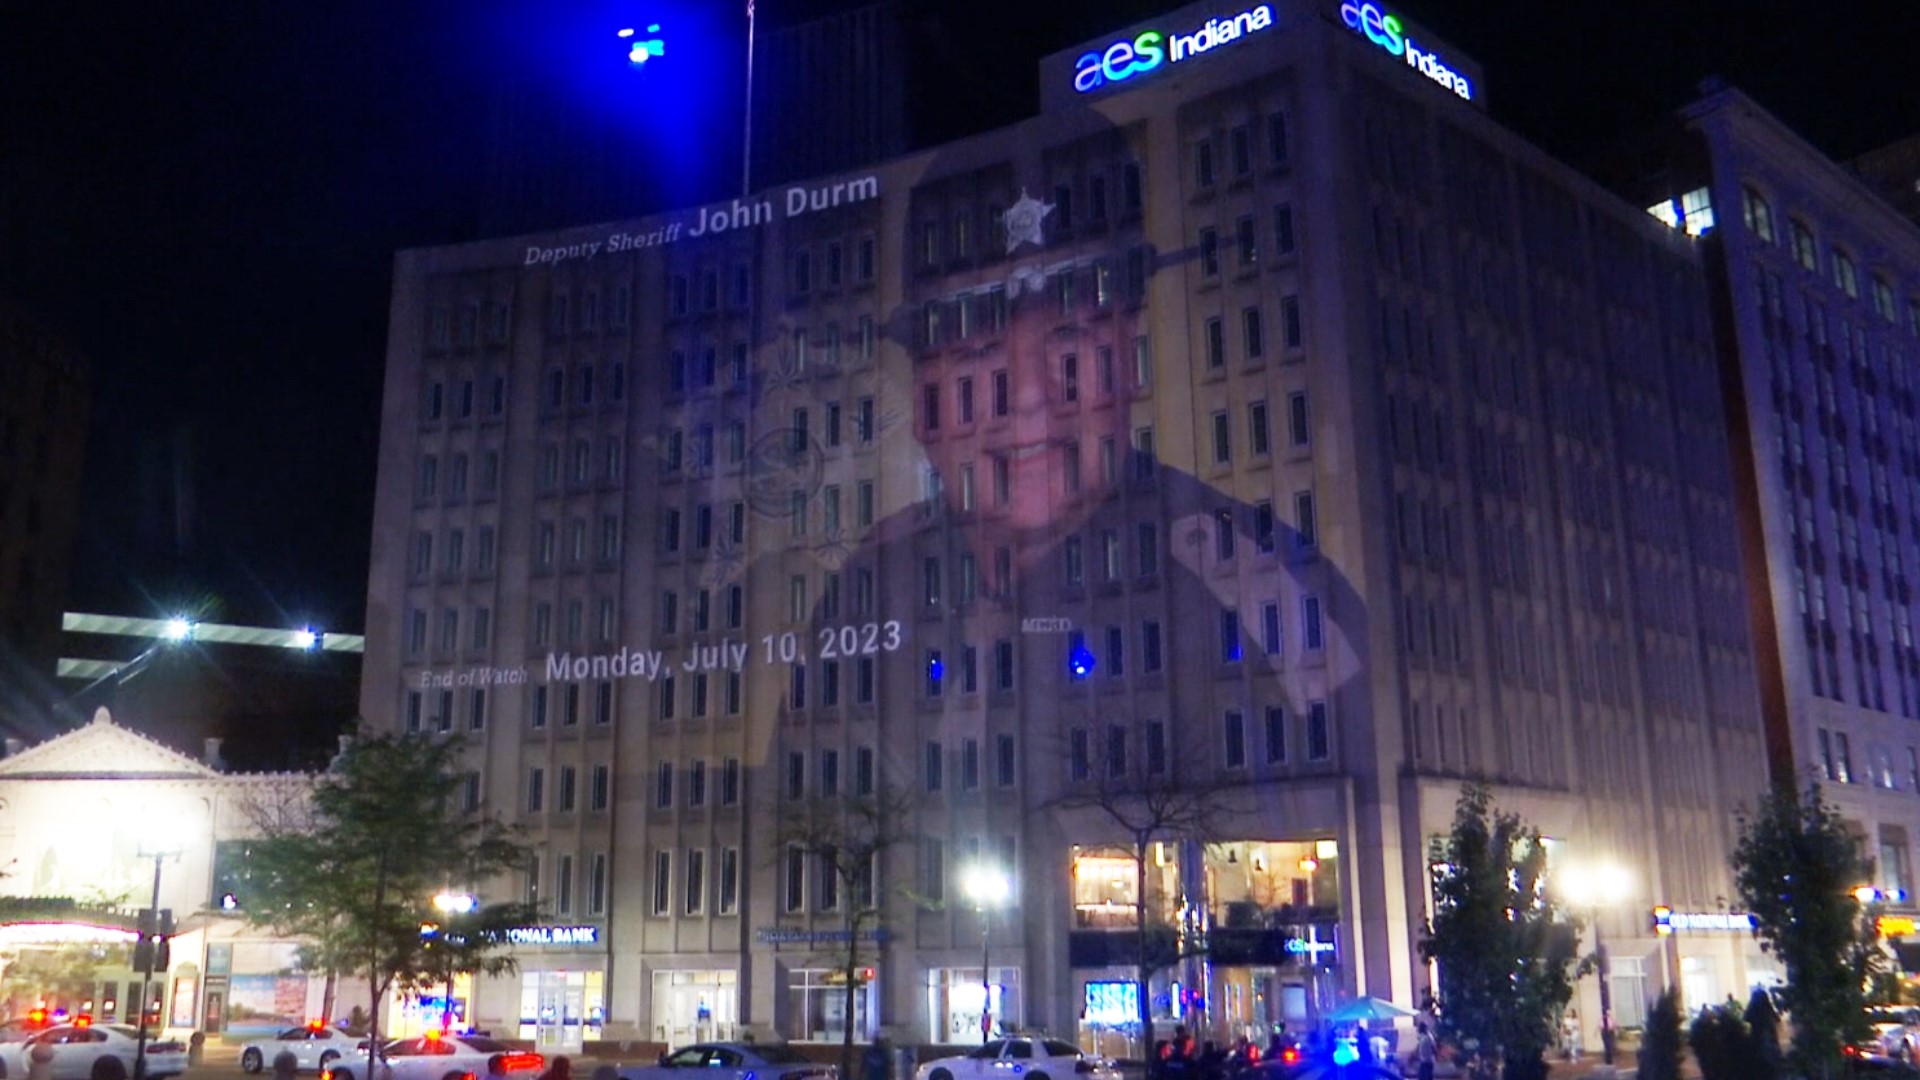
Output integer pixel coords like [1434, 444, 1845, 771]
[927, 966, 1020, 1045]
[520, 969, 605, 1051]
[653, 969, 739, 1046]
[1069, 838, 1342, 1056]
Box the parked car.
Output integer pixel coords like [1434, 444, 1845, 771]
[1867, 1007, 1920, 1064]
[916, 1038, 1117, 1080]
[0, 1022, 186, 1080]
[616, 1042, 838, 1080]
[321, 1032, 543, 1080]
[242, 1024, 365, 1073]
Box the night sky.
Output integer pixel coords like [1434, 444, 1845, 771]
[2, 0, 1917, 636]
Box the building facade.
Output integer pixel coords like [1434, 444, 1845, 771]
[364, 1, 1771, 1054]
[0, 709, 315, 1038]
[1641, 90, 1920, 923]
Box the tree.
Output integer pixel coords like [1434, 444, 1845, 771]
[1, 943, 128, 1007]
[1690, 1000, 1770, 1080]
[1418, 784, 1581, 1080]
[1732, 783, 1882, 1080]
[239, 732, 536, 1061]
[772, 785, 920, 1080]
[1638, 989, 1685, 1080]
[1046, 732, 1238, 1056]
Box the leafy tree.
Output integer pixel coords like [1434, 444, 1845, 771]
[240, 732, 536, 1060]
[1690, 1000, 1771, 1080]
[1638, 989, 1685, 1080]
[773, 785, 921, 1080]
[1047, 732, 1238, 1056]
[1732, 783, 1882, 1079]
[1418, 784, 1581, 1080]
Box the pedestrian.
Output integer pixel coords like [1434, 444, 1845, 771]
[1564, 1016, 1582, 1064]
[864, 1036, 894, 1080]
[1413, 1023, 1437, 1080]
[537, 1055, 573, 1080]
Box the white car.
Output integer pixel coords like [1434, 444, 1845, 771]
[322, 1033, 545, 1080]
[916, 1038, 1112, 1080]
[617, 1043, 837, 1080]
[242, 1025, 364, 1074]
[0, 1023, 186, 1080]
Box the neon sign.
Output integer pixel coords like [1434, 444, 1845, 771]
[1338, 2, 1472, 100]
[1074, 6, 1276, 94]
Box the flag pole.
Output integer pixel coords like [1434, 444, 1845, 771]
[742, 0, 757, 197]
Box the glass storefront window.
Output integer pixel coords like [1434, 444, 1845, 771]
[518, 970, 604, 1051]
[654, 970, 738, 1047]
[786, 969, 872, 1043]
[1205, 840, 1339, 923]
[928, 967, 1019, 1044]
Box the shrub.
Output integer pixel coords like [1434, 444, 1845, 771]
[1639, 989, 1685, 1080]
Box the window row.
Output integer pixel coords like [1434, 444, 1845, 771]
[522, 762, 617, 815]
[1741, 185, 1919, 333]
[422, 373, 509, 424]
[1065, 703, 1330, 782]
[1196, 205, 1299, 276]
[523, 851, 612, 919]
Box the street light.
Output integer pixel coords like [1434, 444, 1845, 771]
[427, 893, 474, 1031]
[1558, 860, 1633, 1066]
[962, 866, 1012, 1044]
[133, 842, 182, 1080]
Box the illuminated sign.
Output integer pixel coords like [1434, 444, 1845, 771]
[507, 925, 599, 946]
[1074, 6, 1276, 94]
[1084, 981, 1139, 1025]
[1338, 2, 1472, 100]
[1652, 907, 1756, 935]
[1879, 915, 1918, 937]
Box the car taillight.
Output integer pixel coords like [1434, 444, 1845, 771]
[497, 1053, 545, 1073]
[1280, 1048, 1300, 1066]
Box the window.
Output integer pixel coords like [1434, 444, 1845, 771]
[992, 370, 1010, 417]
[1791, 220, 1817, 271]
[1265, 706, 1287, 764]
[1288, 392, 1310, 447]
[1220, 608, 1242, 662]
[1243, 306, 1265, 359]
[1211, 410, 1232, 464]
[655, 761, 675, 808]
[1307, 701, 1330, 760]
[559, 766, 577, 812]
[1200, 228, 1220, 276]
[1303, 596, 1325, 650]
[591, 764, 610, 811]
[1833, 250, 1859, 298]
[652, 850, 672, 915]
[925, 740, 944, 792]
[1224, 710, 1247, 768]
[1194, 140, 1216, 187]
[1142, 619, 1163, 672]
[556, 854, 574, 915]
[1266, 112, 1290, 164]
[1249, 400, 1271, 456]
[1296, 490, 1317, 547]
[1206, 317, 1225, 369]
[718, 849, 740, 914]
[1106, 725, 1128, 778]
[962, 739, 981, 790]
[590, 854, 608, 915]
[1274, 204, 1296, 255]
[722, 757, 741, 805]
[1281, 295, 1303, 348]
[685, 849, 706, 915]
[1740, 185, 1774, 243]
[526, 767, 546, 813]
[996, 734, 1016, 787]
[786, 752, 806, 800]
[1070, 729, 1091, 782]
[1061, 353, 1080, 402]
[1262, 602, 1282, 655]
[1236, 215, 1258, 267]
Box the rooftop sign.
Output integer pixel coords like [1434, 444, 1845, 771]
[1073, 5, 1276, 94]
[1338, 2, 1472, 100]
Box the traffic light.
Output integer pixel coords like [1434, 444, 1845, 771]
[132, 909, 174, 972]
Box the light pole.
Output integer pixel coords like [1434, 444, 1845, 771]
[1559, 860, 1632, 1066]
[133, 844, 181, 1080]
[962, 866, 1011, 1044]
[428, 892, 475, 1031]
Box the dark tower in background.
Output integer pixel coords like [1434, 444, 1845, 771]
[0, 298, 90, 733]
[475, 0, 909, 236]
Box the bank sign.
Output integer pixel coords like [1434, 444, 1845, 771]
[1339, 2, 1472, 100]
[1074, 5, 1275, 94]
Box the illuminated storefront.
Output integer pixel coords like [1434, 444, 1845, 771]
[654, 970, 737, 1045]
